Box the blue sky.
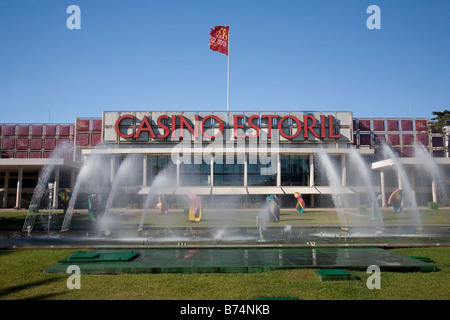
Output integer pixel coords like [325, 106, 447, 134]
[0, 0, 449, 124]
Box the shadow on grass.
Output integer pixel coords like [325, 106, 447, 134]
[0, 276, 64, 299]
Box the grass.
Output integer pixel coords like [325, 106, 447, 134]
[0, 247, 449, 300]
[1, 207, 449, 228]
[1, 208, 449, 301]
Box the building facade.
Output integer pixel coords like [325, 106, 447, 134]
[1, 110, 448, 209]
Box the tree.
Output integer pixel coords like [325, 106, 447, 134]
[430, 110, 450, 133]
[430, 110, 450, 156]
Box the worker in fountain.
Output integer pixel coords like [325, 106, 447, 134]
[157, 194, 169, 214]
[266, 195, 280, 222]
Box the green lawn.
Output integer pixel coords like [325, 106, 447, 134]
[0, 247, 449, 300]
[1, 207, 449, 228]
[1, 208, 449, 300]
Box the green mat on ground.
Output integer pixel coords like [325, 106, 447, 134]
[44, 247, 438, 275]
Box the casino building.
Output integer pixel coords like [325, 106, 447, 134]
[1, 110, 449, 210]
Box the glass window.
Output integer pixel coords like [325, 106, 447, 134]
[180, 155, 211, 186]
[147, 155, 173, 185]
[281, 155, 309, 186]
[247, 155, 276, 186]
[213, 155, 244, 186]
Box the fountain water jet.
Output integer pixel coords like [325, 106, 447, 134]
[138, 166, 176, 232]
[100, 154, 142, 235]
[348, 146, 385, 232]
[317, 148, 349, 231]
[61, 152, 110, 231]
[382, 144, 423, 231]
[23, 142, 72, 233]
[414, 143, 450, 207]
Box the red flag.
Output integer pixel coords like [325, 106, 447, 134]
[209, 26, 229, 55]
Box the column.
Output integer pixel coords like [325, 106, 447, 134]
[3, 170, 9, 208]
[210, 155, 214, 187]
[53, 166, 60, 209]
[243, 154, 248, 187]
[176, 156, 180, 186]
[380, 170, 386, 207]
[309, 154, 315, 208]
[15, 167, 23, 209]
[432, 179, 438, 203]
[142, 154, 148, 187]
[110, 155, 115, 183]
[276, 153, 281, 187]
[309, 154, 314, 187]
[341, 154, 347, 186]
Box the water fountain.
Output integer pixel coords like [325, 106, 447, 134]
[317, 148, 349, 232]
[99, 153, 142, 235]
[138, 166, 176, 232]
[61, 152, 110, 232]
[414, 143, 450, 207]
[348, 146, 385, 232]
[22, 142, 72, 234]
[381, 144, 423, 231]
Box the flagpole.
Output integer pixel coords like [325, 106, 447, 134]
[227, 26, 230, 113]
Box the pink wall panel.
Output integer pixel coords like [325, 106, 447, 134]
[31, 125, 43, 136]
[3, 138, 15, 150]
[374, 133, 385, 145]
[30, 139, 42, 150]
[16, 138, 28, 150]
[4, 125, 15, 136]
[77, 119, 90, 131]
[76, 133, 89, 146]
[387, 134, 400, 145]
[57, 138, 72, 150]
[45, 125, 57, 136]
[91, 133, 102, 146]
[16, 151, 28, 158]
[402, 147, 414, 157]
[372, 120, 385, 131]
[92, 119, 102, 131]
[44, 139, 56, 150]
[18, 125, 30, 136]
[387, 120, 399, 131]
[59, 125, 71, 136]
[401, 134, 414, 145]
[416, 133, 429, 146]
[401, 120, 413, 131]
[415, 119, 427, 131]
[30, 151, 42, 158]
[358, 120, 370, 131]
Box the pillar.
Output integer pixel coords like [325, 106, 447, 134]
[210, 155, 214, 187]
[276, 153, 281, 187]
[432, 179, 438, 203]
[3, 170, 9, 208]
[380, 170, 386, 207]
[142, 154, 148, 187]
[110, 155, 115, 183]
[53, 166, 60, 209]
[176, 156, 180, 186]
[309, 154, 315, 207]
[341, 154, 347, 186]
[15, 167, 23, 209]
[243, 154, 248, 187]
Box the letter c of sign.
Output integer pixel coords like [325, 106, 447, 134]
[115, 115, 134, 138]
